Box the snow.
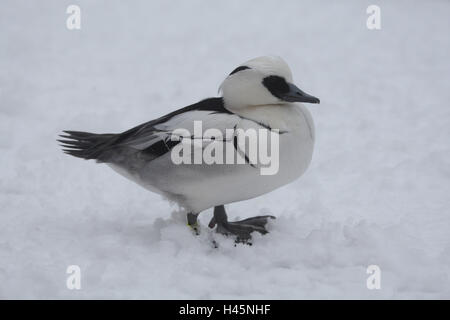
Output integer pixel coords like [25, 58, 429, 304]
[0, 0, 449, 299]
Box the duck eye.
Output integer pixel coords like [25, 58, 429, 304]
[229, 66, 250, 76]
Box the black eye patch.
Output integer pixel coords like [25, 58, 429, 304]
[229, 66, 250, 76]
[262, 75, 289, 98]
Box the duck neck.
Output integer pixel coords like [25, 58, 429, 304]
[225, 102, 300, 131]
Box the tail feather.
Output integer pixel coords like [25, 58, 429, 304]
[59, 130, 116, 161]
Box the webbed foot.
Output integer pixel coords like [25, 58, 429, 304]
[208, 205, 275, 244]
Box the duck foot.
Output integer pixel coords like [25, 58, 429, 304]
[208, 205, 275, 243]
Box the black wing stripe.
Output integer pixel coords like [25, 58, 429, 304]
[60, 98, 235, 162]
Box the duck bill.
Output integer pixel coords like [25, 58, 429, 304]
[281, 83, 320, 104]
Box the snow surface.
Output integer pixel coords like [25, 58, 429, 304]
[0, 0, 449, 299]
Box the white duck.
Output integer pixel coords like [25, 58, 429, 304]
[60, 56, 319, 242]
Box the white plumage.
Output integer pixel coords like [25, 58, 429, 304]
[60, 56, 319, 241]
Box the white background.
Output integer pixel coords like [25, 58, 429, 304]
[0, 0, 449, 298]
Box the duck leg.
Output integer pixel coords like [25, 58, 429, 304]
[208, 205, 275, 243]
[187, 212, 199, 235]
